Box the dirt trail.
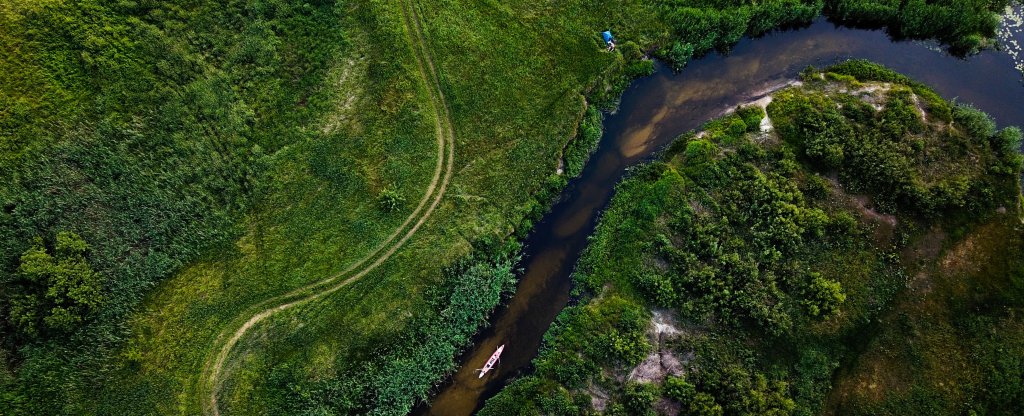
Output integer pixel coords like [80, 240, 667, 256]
[201, 2, 455, 414]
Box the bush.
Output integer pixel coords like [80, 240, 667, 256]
[623, 382, 660, 416]
[684, 139, 719, 165]
[4, 232, 105, 338]
[992, 126, 1022, 155]
[378, 187, 406, 212]
[663, 41, 695, 71]
[826, 59, 910, 84]
[564, 105, 604, 178]
[802, 272, 846, 318]
[737, 106, 766, 132]
[952, 103, 997, 141]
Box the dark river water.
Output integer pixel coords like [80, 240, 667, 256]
[416, 17, 1024, 416]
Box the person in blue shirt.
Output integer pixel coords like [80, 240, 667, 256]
[602, 30, 615, 51]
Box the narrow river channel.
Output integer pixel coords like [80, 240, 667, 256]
[416, 16, 1024, 416]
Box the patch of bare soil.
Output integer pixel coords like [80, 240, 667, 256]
[843, 193, 899, 245]
[628, 310, 688, 383]
[588, 384, 610, 412]
[847, 82, 892, 111]
[850, 195, 897, 227]
[655, 397, 682, 415]
[941, 232, 983, 276]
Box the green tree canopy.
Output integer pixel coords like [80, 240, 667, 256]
[5, 232, 105, 337]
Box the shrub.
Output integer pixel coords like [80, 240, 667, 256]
[4, 232, 105, 338]
[564, 105, 604, 178]
[736, 106, 766, 132]
[952, 103, 996, 139]
[992, 126, 1022, 155]
[623, 382, 660, 416]
[684, 139, 719, 165]
[802, 272, 846, 318]
[378, 187, 406, 212]
[633, 270, 678, 307]
[825, 59, 910, 84]
[664, 41, 695, 71]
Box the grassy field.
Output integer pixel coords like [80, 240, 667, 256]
[481, 62, 1024, 415]
[0, 1, 1014, 415]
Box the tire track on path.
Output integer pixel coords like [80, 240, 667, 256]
[202, 2, 454, 414]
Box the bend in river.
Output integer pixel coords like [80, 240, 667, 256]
[417, 17, 1024, 416]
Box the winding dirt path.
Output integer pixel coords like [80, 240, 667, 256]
[201, 2, 454, 414]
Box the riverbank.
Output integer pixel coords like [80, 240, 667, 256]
[480, 61, 1024, 415]
[421, 12, 1024, 413]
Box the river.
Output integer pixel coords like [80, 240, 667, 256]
[416, 16, 1024, 416]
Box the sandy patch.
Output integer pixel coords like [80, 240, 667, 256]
[628, 310, 688, 383]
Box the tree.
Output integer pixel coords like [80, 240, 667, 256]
[5, 232, 105, 337]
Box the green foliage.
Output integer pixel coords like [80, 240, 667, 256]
[657, 0, 1003, 70]
[684, 139, 720, 165]
[619, 41, 657, 78]
[622, 382, 660, 416]
[0, 0, 357, 411]
[564, 105, 605, 178]
[992, 126, 1023, 156]
[953, 103, 997, 139]
[665, 376, 724, 416]
[802, 273, 846, 318]
[825, 71, 862, 86]
[769, 62, 1019, 218]
[677, 359, 796, 416]
[0, 0, 1016, 413]
[378, 187, 406, 212]
[826, 0, 1007, 54]
[825, 59, 912, 84]
[662, 40, 696, 71]
[482, 295, 651, 414]
[267, 249, 520, 416]
[696, 108, 765, 147]
[736, 106, 766, 132]
[479, 376, 580, 416]
[3, 232, 104, 338]
[769, 89, 852, 168]
[660, 0, 822, 63]
[791, 347, 839, 415]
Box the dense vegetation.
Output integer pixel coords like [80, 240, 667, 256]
[656, 0, 1010, 69]
[481, 62, 1024, 415]
[1, 0, 348, 410]
[0, 0, 1014, 414]
[246, 245, 520, 415]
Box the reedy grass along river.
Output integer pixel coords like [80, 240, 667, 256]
[423, 14, 1024, 416]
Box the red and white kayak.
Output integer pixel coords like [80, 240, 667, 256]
[478, 344, 504, 378]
